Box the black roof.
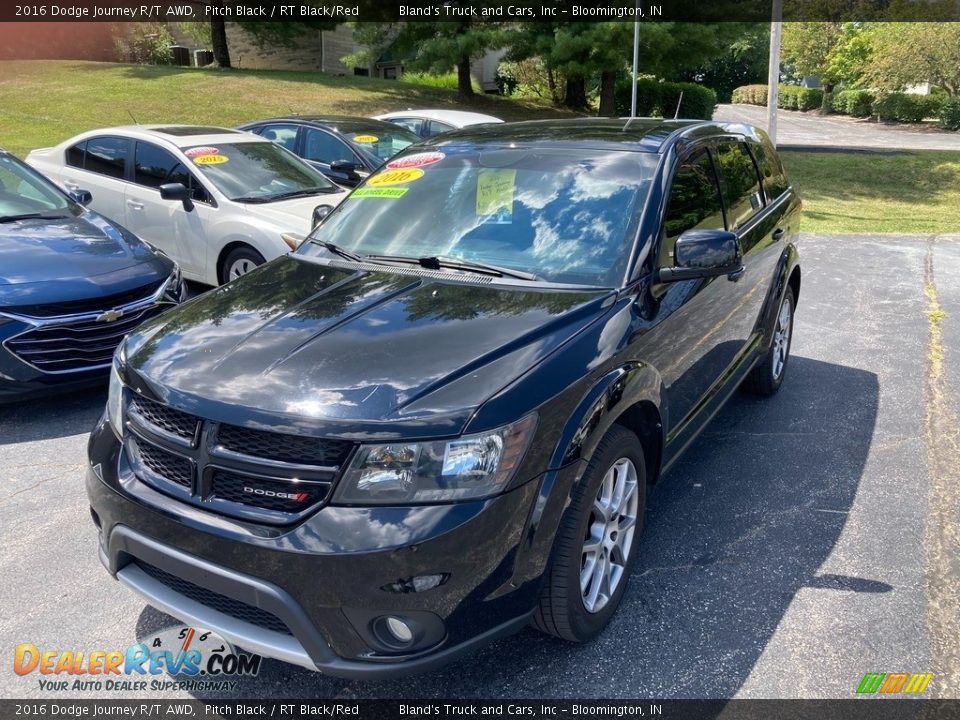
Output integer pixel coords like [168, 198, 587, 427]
[240, 116, 411, 135]
[418, 118, 766, 154]
[154, 126, 243, 137]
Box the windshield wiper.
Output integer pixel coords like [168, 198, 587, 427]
[266, 188, 339, 201]
[0, 211, 71, 223]
[312, 240, 367, 263]
[367, 254, 540, 281]
[230, 195, 272, 204]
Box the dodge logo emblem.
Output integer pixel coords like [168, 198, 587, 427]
[96, 309, 123, 323]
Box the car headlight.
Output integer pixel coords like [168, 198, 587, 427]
[161, 265, 185, 303]
[106, 344, 126, 438]
[332, 414, 537, 505]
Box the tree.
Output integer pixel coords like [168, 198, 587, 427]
[679, 24, 769, 103]
[781, 21, 844, 88]
[859, 23, 960, 96]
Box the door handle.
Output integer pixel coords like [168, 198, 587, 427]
[772, 227, 786, 241]
[727, 265, 746, 282]
[126, 200, 144, 211]
[63, 181, 80, 191]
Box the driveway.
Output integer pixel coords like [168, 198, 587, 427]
[1, 234, 958, 699]
[715, 103, 960, 151]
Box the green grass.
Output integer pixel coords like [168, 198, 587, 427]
[3, 62, 960, 235]
[782, 148, 960, 234]
[0, 60, 573, 158]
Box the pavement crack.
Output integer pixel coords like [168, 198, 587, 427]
[922, 237, 960, 698]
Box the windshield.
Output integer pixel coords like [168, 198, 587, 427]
[0, 153, 73, 220]
[299, 147, 658, 287]
[344, 128, 419, 165]
[184, 142, 339, 202]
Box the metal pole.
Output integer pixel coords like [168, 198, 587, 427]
[766, 0, 783, 144]
[630, 3, 640, 116]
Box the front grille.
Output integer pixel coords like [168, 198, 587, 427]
[6, 282, 162, 318]
[217, 424, 352, 466]
[130, 395, 199, 442]
[211, 469, 331, 512]
[135, 561, 292, 636]
[134, 439, 193, 489]
[5, 305, 166, 373]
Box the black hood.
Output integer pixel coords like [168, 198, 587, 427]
[126, 256, 613, 437]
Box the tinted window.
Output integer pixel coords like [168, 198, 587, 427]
[83, 137, 129, 180]
[303, 129, 355, 165]
[66, 141, 86, 169]
[300, 147, 659, 287]
[134, 142, 180, 187]
[344, 127, 418, 164]
[385, 118, 424, 136]
[258, 124, 299, 153]
[714, 141, 764, 230]
[752, 140, 790, 200]
[660, 150, 725, 267]
[425, 120, 455, 138]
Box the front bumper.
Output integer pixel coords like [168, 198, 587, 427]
[86, 418, 576, 678]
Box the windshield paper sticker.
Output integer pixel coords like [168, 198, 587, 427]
[387, 152, 445, 170]
[192, 154, 229, 165]
[476, 169, 516, 224]
[184, 146, 218, 159]
[353, 135, 379, 143]
[353, 187, 408, 199]
[367, 168, 424, 187]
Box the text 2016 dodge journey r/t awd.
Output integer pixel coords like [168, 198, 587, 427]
[87, 119, 801, 678]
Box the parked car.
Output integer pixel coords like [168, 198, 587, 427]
[26, 126, 348, 285]
[238, 116, 419, 187]
[0, 148, 183, 402]
[372, 109, 503, 138]
[86, 119, 801, 678]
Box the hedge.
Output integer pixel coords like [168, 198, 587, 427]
[732, 83, 956, 129]
[614, 78, 717, 120]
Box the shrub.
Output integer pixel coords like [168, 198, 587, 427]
[872, 93, 944, 123]
[112, 23, 174, 65]
[833, 89, 874, 117]
[795, 87, 824, 111]
[614, 78, 716, 120]
[400, 72, 481, 94]
[731, 84, 820, 111]
[731, 84, 768, 105]
[939, 97, 960, 130]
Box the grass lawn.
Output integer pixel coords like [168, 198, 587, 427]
[782, 148, 960, 235]
[2, 61, 959, 235]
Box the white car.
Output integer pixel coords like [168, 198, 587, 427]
[371, 110, 503, 138]
[27, 125, 348, 285]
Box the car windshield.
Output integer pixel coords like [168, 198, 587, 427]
[299, 147, 658, 287]
[0, 153, 74, 220]
[184, 142, 340, 202]
[344, 128, 419, 165]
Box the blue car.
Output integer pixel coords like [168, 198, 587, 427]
[0, 149, 184, 402]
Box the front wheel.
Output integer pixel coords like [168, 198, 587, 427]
[220, 246, 266, 285]
[533, 424, 646, 642]
[745, 285, 795, 396]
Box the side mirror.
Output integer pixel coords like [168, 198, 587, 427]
[159, 182, 194, 212]
[658, 229, 743, 283]
[68, 189, 93, 205]
[329, 159, 359, 176]
[312, 204, 334, 228]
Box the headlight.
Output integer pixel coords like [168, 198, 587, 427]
[106, 344, 126, 438]
[162, 265, 185, 303]
[333, 414, 537, 505]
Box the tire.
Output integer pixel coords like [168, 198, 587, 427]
[533, 424, 647, 642]
[219, 246, 266, 285]
[745, 285, 795, 397]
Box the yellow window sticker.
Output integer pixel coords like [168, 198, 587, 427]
[193, 154, 229, 165]
[353, 187, 408, 199]
[476, 169, 516, 223]
[353, 135, 379, 143]
[367, 168, 424, 187]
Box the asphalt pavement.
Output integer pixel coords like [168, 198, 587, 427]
[1, 234, 958, 699]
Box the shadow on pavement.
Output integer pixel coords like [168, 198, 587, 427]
[121, 354, 878, 698]
[0, 386, 106, 445]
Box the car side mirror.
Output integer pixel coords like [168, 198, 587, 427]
[658, 229, 743, 283]
[312, 204, 334, 228]
[329, 159, 359, 176]
[159, 182, 194, 212]
[68, 189, 93, 205]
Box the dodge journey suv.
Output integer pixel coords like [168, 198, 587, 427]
[86, 119, 801, 678]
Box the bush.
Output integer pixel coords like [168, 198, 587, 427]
[400, 72, 481, 94]
[795, 87, 824, 111]
[614, 79, 716, 120]
[731, 84, 767, 105]
[732, 84, 820, 111]
[112, 23, 174, 65]
[938, 97, 960, 130]
[872, 93, 944, 123]
[833, 89, 874, 117]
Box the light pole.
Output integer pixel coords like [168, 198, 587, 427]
[630, 0, 640, 116]
[767, 0, 784, 144]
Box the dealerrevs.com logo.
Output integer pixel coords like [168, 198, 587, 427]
[14, 626, 261, 693]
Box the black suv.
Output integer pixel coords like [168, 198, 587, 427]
[87, 119, 801, 678]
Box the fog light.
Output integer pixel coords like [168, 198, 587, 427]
[385, 616, 414, 644]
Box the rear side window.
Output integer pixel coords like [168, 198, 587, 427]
[82, 137, 129, 180]
[257, 124, 299, 153]
[714, 141, 765, 230]
[660, 149, 725, 267]
[425, 120, 455, 137]
[66, 141, 86, 169]
[303, 128, 355, 165]
[385, 117, 424, 136]
[752, 140, 790, 200]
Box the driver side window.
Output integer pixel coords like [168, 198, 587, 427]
[659, 150, 725, 268]
[303, 129, 354, 164]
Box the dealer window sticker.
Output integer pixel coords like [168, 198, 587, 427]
[367, 168, 424, 187]
[387, 152, 445, 170]
[476, 169, 516, 224]
[353, 135, 379, 143]
[184, 146, 218, 159]
[192, 154, 229, 165]
[352, 187, 409, 199]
